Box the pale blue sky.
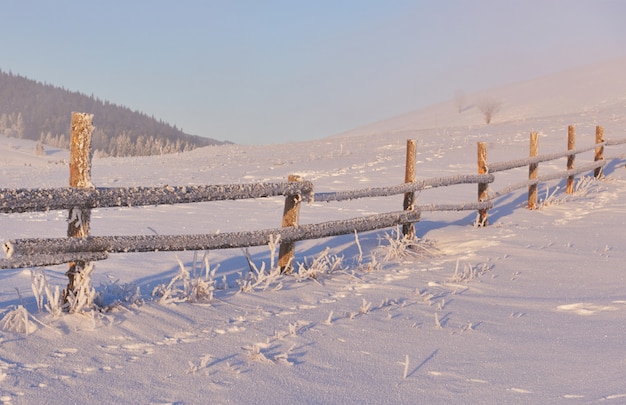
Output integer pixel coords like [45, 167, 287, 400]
[2, 1, 625, 144]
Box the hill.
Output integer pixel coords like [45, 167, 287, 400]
[0, 69, 228, 156]
[335, 56, 626, 139]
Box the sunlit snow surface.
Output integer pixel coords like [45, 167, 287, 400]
[1, 59, 626, 404]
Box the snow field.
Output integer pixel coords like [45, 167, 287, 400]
[1, 58, 626, 403]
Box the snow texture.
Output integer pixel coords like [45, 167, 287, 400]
[1, 58, 626, 404]
[0, 182, 314, 213]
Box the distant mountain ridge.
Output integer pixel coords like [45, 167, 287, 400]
[0, 69, 229, 156]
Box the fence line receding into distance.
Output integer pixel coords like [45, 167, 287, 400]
[1, 113, 625, 303]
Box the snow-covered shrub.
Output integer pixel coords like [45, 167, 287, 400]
[95, 279, 143, 310]
[152, 252, 217, 304]
[31, 269, 65, 316]
[360, 298, 372, 314]
[374, 227, 437, 262]
[237, 236, 284, 292]
[537, 184, 562, 208]
[64, 263, 97, 313]
[539, 176, 600, 209]
[1, 306, 37, 334]
[242, 343, 274, 364]
[237, 256, 283, 292]
[450, 259, 491, 283]
[295, 247, 344, 280]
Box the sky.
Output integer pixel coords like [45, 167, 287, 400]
[2, 0, 626, 145]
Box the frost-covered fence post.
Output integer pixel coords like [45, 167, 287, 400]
[528, 132, 539, 209]
[594, 125, 604, 178]
[566, 125, 576, 194]
[402, 139, 417, 239]
[477, 142, 489, 226]
[64, 112, 95, 307]
[278, 174, 303, 273]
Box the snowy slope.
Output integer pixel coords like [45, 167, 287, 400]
[1, 58, 626, 404]
[337, 56, 626, 140]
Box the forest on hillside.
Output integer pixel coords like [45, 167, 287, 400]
[0, 70, 227, 157]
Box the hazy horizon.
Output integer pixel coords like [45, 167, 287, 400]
[3, 1, 626, 144]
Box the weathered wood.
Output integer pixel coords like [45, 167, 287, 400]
[65, 112, 94, 306]
[0, 182, 315, 214]
[0, 252, 108, 270]
[566, 125, 576, 194]
[606, 137, 626, 146]
[528, 132, 539, 209]
[488, 142, 605, 173]
[314, 173, 494, 203]
[477, 142, 489, 226]
[1, 175, 491, 213]
[594, 126, 604, 178]
[278, 175, 304, 272]
[402, 139, 417, 239]
[417, 201, 493, 212]
[5, 210, 423, 260]
[493, 160, 606, 198]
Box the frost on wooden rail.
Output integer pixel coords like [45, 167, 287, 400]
[0, 182, 315, 214]
[2, 210, 421, 267]
[315, 174, 494, 202]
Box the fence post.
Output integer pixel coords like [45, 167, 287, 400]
[528, 132, 539, 209]
[566, 125, 576, 194]
[477, 142, 488, 226]
[64, 112, 95, 307]
[594, 125, 604, 178]
[402, 139, 417, 239]
[278, 174, 303, 273]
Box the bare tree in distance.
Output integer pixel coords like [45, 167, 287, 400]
[454, 90, 467, 113]
[477, 97, 502, 124]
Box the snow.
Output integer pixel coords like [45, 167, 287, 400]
[1, 57, 626, 404]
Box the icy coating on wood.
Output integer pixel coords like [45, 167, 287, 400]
[4, 210, 421, 262]
[417, 201, 493, 212]
[314, 174, 494, 203]
[493, 160, 606, 197]
[488, 142, 606, 173]
[0, 182, 315, 214]
[606, 138, 626, 146]
[0, 252, 108, 269]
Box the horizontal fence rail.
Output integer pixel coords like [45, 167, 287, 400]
[315, 174, 494, 202]
[0, 252, 109, 270]
[3, 210, 422, 263]
[417, 201, 493, 212]
[606, 138, 626, 146]
[0, 182, 314, 214]
[488, 142, 607, 173]
[492, 160, 606, 197]
[0, 200, 494, 270]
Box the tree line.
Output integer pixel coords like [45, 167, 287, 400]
[0, 69, 228, 157]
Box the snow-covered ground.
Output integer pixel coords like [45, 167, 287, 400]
[1, 57, 626, 404]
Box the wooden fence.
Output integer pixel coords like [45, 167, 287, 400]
[1, 113, 625, 299]
[479, 125, 626, 221]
